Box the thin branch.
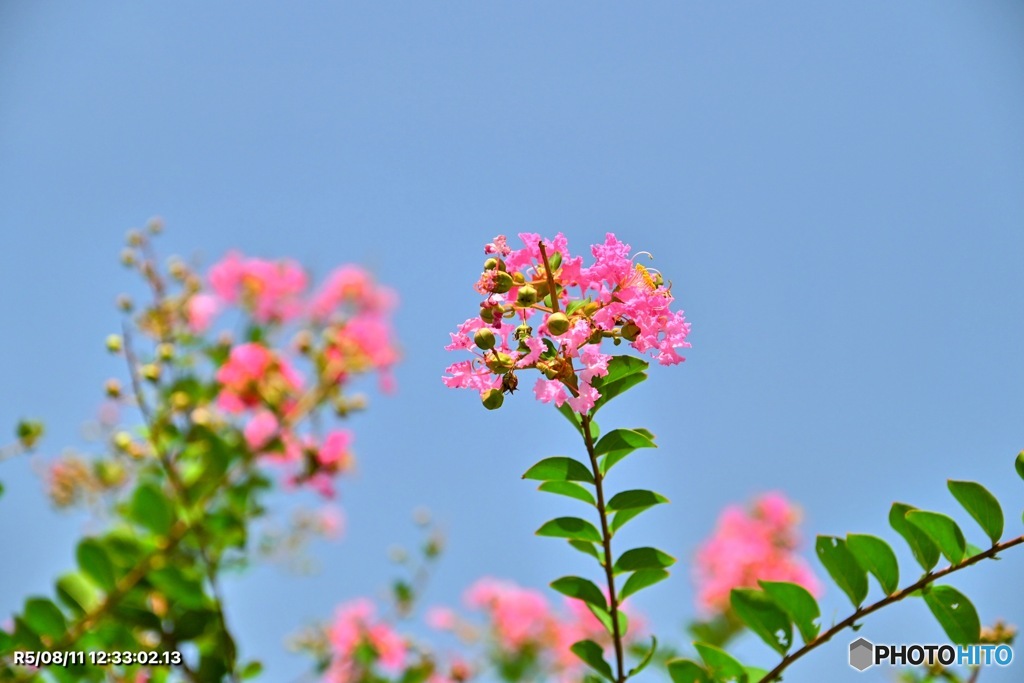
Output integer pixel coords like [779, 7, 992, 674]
[759, 534, 1024, 683]
[537, 240, 561, 314]
[581, 413, 626, 683]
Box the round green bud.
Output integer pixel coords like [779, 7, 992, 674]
[480, 305, 495, 324]
[483, 257, 499, 271]
[491, 271, 514, 294]
[512, 271, 526, 285]
[547, 312, 570, 336]
[621, 321, 641, 341]
[157, 343, 175, 361]
[485, 352, 514, 373]
[516, 285, 538, 306]
[481, 388, 504, 410]
[105, 334, 123, 353]
[141, 363, 161, 382]
[113, 431, 133, 451]
[474, 328, 496, 350]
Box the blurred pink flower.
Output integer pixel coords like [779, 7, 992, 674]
[325, 599, 407, 682]
[215, 342, 303, 413]
[694, 492, 822, 614]
[208, 251, 308, 323]
[187, 293, 219, 332]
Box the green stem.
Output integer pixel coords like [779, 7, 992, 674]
[581, 413, 626, 683]
[759, 534, 1024, 683]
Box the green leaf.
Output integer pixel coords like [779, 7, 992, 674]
[744, 666, 770, 681]
[523, 457, 594, 484]
[23, 598, 66, 639]
[922, 585, 980, 645]
[608, 489, 668, 533]
[948, 480, 1004, 545]
[148, 566, 207, 609]
[667, 659, 712, 683]
[620, 568, 669, 599]
[610, 507, 645, 534]
[816, 536, 868, 607]
[601, 355, 649, 384]
[758, 581, 820, 644]
[536, 517, 602, 543]
[628, 636, 657, 677]
[592, 372, 647, 414]
[130, 483, 175, 536]
[241, 661, 264, 679]
[906, 511, 966, 564]
[594, 429, 656, 457]
[595, 428, 656, 473]
[846, 534, 900, 595]
[613, 547, 675, 573]
[694, 642, 748, 681]
[569, 539, 604, 563]
[586, 603, 629, 639]
[570, 639, 615, 681]
[607, 489, 669, 511]
[1016, 450, 1024, 481]
[730, 588, 793, 655]
[55, 574, 99, 615]
[556, 402, 584, 436]
[76, 539, 116, 591]
[538, 481, 596, 505]
[550, 576, 607, 611]
[890, 502, 941, 571]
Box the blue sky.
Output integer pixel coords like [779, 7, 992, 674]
[1, 2, 1022, 681]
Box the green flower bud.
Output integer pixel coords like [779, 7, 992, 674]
[113, 431, 133, 451]
[157, 343, 175, 362]
[547, 312, 570, 336]
[15, 420, 44, 450]
[474, 328, 496, 350]
[141, 363, 161, 382]
[480, 305, 495, 324]
[516, 285, 538, 307]
[491, 271, 514, 294]
[547, 251, 562, 270]
[105, 334, 123, 353]
[483, 257, 499, 271]
[105, 379, 122, 398]
[481, 388, 504, 410]
[515, 323, 533, 340]
[621, 321, 641, 341]
[485, 352, 514, 373]
[512, 271, 526, 285]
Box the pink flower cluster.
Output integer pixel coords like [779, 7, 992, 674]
[444, 233, 690, 413]
[428, 577, 642, 681]
[694, 492, 821, 614]
[189, 252, 399, 497]
[325, 599, 407, 682]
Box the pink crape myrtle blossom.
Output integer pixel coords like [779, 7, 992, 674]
[694, 492, 822, 614]
[325, 599, 408, 683]
[186, 293, 219, 333]
[208, 251, 308, 323]
[430, 577, 645, 682]
[215, 342, 304, 413]
[444, 233, 690, 413]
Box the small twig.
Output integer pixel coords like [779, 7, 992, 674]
[537, 240, 561, 314]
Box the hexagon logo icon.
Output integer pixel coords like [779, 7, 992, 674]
[849, 637, 874, 671]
